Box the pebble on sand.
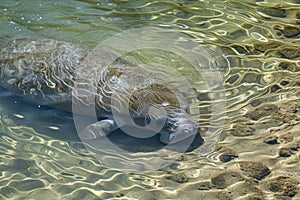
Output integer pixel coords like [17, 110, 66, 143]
[267, 176, 299, 197]
[238, 161, 271, 180]
[211, 171, 244, 189]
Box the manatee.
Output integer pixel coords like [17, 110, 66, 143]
[0, 38, 199, 144]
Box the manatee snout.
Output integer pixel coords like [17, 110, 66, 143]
[159, 110, 199, 144]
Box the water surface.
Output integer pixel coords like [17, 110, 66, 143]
[0, 0, 299, 199]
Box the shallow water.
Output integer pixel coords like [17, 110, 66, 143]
[0, 0, 299, 199]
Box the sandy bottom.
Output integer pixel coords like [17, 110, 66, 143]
[0, 86, 299, 200]
[0, 1, 299, 199]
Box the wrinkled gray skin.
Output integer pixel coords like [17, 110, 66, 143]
[0, 38, 198, 144]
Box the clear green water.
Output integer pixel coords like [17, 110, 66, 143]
[0, 0, 299, 199]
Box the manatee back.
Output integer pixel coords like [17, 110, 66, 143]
[0, 38, 87, 107]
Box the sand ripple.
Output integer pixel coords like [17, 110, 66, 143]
[0, 0, 299, 199]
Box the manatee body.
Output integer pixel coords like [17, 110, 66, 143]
[0, 38, 198, 144]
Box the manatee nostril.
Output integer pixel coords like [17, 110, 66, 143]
[182, 124, 194, 134]
[109, 75, 119, 85]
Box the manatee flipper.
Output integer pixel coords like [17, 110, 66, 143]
[80, 118, 119, 140]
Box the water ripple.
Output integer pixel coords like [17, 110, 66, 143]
[0, 0, 299, 199]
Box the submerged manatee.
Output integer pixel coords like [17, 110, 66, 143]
[0, 38, 198, 144]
